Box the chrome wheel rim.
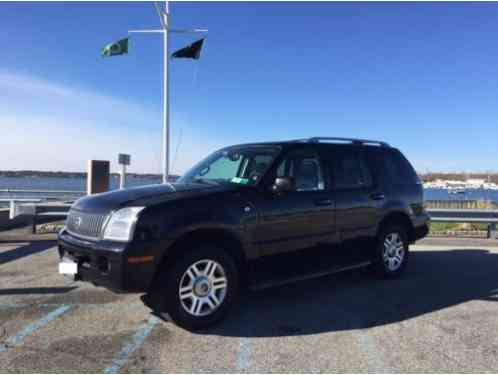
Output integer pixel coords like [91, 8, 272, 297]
[179, 259, 228, 317]
[383, 232, 405, 271]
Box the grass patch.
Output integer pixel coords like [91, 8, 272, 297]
[430, 222, 489, 232]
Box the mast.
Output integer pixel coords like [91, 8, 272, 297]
[129, 2, 206, 184]
[160, 2, 170, 184]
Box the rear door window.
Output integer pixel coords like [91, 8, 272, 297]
[321, 146, 373, 190]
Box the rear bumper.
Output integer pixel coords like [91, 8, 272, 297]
[412, 212, 430, 242]
[58, 230, 157, 293]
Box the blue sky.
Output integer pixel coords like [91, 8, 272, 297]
[2, 1, 498, 174]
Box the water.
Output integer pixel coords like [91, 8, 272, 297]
[423, 188, 498, 203]
[0, 176, 161, 207]
[1, 176, 498, 203]
[0, 175, 161, 192]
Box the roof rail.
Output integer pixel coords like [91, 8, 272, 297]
[306, 137, 390, 147]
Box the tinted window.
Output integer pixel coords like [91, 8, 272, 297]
[274, 148, 325, 191]
[331, 148, 373, 190]
[383, 149, 420, 184]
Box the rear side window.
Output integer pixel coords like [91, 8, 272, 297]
[322, 147, 373, 190]
[380, 149, 420, 185]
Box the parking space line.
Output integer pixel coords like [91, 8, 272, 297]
[0, 304, 71, 353]
[103, 315, 159, 374]
[356, 330, 392, 372]
[237, 337, 250, 371]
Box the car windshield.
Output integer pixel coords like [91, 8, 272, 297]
[179, 145, 281, 186]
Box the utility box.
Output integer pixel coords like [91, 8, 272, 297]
[87, 160, 110, 195]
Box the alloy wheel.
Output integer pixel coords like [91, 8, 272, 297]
[178, 259, 228, 317]
[382, 232, 405, 272]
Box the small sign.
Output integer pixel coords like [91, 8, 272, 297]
[118, 154, 131, 165]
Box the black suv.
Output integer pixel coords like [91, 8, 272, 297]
[58, 137, 429, 330]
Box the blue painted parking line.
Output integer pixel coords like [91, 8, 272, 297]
[104, 315, 160, 374]
[0, 304, 71, 353]
[237, 337, 251, 371]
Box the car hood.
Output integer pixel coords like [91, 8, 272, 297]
[71, 183, 237, 213]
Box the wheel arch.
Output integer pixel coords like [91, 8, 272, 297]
[151, 227, 248, 290]
[377, 211, 415, 243]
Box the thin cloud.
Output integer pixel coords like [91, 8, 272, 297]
[0, 71, 223, 174]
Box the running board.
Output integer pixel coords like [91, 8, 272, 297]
[249, 260, 372, 291]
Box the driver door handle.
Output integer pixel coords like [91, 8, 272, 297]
[314, 199, 333, 207]
[370, 193, 385, 201]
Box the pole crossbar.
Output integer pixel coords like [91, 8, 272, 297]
[128, 29, 165, 34]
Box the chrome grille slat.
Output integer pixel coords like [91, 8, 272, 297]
[66, 209, 107, 239]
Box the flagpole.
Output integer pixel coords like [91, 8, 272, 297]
[162, 1, 170, 184]
[127, 2, 206, 184]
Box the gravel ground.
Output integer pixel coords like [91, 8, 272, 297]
[1, 235, 498, 373]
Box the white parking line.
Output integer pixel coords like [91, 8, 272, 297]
[0, 304, 71, 353]
[103, 315, 160, 374]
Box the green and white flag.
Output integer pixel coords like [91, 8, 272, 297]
[101, 38, 129, 57]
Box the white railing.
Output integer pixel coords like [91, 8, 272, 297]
[0, 189, 85, 220]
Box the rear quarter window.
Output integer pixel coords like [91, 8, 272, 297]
[377, 149, 420, 185]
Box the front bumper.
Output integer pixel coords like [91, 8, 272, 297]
[58, 230, 157, 293]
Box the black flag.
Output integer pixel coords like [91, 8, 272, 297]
[171, 38, 205, 60]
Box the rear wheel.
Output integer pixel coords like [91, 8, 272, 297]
[158, 245, 239, 331]
[373, 224, 409, 278]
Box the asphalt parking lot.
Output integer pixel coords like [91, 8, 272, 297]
[1, 234, 498, 373]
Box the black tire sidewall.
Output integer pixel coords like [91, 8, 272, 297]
[162, 245, 239, 331]
[374, 224, 409, 278]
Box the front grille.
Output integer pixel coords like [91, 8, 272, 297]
[66, 209, 108, 239]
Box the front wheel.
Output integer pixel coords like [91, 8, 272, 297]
[159, 245, 239, 331]
[373, 224, 409, 278]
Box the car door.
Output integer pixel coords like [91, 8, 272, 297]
[252, 145, 337, 256]
[321, 145, 379, 244]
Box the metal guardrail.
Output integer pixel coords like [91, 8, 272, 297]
[6, 201, 73, 234]
[0, 189, 85, 195]
[427, 208, 498, 239]
[0, 189, 83, 234]
[0, 189, 84, 219]
[0, 199, 43, 219]
[4, 196, 498, 238]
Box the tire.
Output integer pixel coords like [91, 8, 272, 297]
[157, 245, 239, 331]
[372, 224, 409, 278]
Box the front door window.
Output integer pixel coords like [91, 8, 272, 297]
[275, 148, 325, 191]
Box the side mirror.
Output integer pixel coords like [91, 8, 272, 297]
[272, 177, 295, 193]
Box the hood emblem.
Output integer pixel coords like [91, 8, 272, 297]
[75, 216, 82, 228]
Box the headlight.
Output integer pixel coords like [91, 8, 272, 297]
[102, 207, 145, 242]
